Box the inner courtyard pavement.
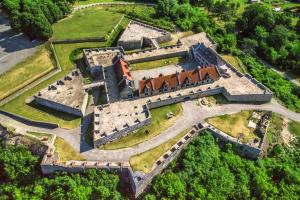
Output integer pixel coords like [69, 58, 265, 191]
[0, 98, 299, 162]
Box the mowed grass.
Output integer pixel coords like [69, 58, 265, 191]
[0, 43, 107, 129]
[222, 54, 248, 73]
[101, 103, 183, 150]
[54, 42, 105, 68]
[0, 45, 55, 100]
[130, 57, 184, 71]
[207, 110, 257, 142]
[52, 7, 124, 40]
[130, 129, 189, 173]
[54, 137, 85, 163]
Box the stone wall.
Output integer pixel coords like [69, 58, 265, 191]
[35, 96, 87, 116]
[126, 45, 187, 64]
[147, 87, 223, 109]
[93, 117, 151, 147]
[206, 124, 263, 159]
[133, 125, 206, 197]
[118, 40, 143, 50]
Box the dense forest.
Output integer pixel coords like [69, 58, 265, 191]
[0, 140, 124, 199]
[1, 0, 74, 39]
[144, 131, 300, 200]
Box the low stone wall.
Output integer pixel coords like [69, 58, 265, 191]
[94, 117, 151, 147]
[0, 110, 58, 129]
[147, 87, 223, 109]
[126, 46, 187, 64]
[50, 37, 105, 44]
[206, 124, 263, 159]
[118, 40, 143, 50]
[35, 96, 85, 117]
[133, 126, 206, 197]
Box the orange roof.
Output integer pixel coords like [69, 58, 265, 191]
[139, 65, 219, 94]
[114, 58, 132, 82]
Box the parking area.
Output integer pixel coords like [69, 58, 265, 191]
[0, 12, 39, 74]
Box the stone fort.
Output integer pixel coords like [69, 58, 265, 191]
[36, 20, 273, 199]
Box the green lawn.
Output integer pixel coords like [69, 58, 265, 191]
[267, 113, 284, 145]
[288, 120, 300, 140]
[54, 42, 105, 68]
[101, 103, 183, 150]
[0, 42, 107, 129]
[130, 57, 185, 71]
[207, 110, 258, 143]
[26, 131, 52, 139]
[54, 137, 85, 163]
[130, 129, 189, 173]
[0, 45, 55, 100]
[52, 7, 124, 40]
[222, 54, 248, 74]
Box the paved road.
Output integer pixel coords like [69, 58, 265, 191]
[2, 98, 299, 162]
[0, 12, 39, 74]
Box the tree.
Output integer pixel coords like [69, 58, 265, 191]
[268, 25, 291, 50]
[152, 172, 186, 199]
[0, 145, 38, 182]
[241, 38, 258, 54]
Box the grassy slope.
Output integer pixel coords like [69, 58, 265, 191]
[130, 129, 189, 173]
[130, 57, 184, 71]
[222, 54, 248, 74]
[207, 110, 258, 142]
[288, 120, 300, 139]
[0, 45, 55, 100]
[54, 137, 84, 163]
[101, 103, 183, 150]
[52, 7, 123, 40]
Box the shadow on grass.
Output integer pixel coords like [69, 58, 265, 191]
[28, 100, 80, 122]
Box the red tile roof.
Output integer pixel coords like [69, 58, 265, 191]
[139, 65, 219, 94]
[114, 58, 132, 82]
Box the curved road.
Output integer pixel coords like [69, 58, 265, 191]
[1, 98, 299, 162]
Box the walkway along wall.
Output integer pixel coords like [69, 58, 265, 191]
[41, 120, 265, 198]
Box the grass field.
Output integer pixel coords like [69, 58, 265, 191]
[130, 57, 184, 71]
[267, 113, 284, 145]
[52, 7, 124, 40]
[288, 120, 300, 139]
[54, 137, 85, 163]
[101, 103, 183, 150]
[207, 110, 258, 142]
[222, 54, 248, 73]
[54, 42, 105, 68]
[0, 45, 55, 100]
[0, 43, 92, 129]
[26, 131, 52, 140]
[130, 129, 189, 173]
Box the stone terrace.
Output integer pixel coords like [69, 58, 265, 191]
[34, 70, 87, 116]
[94, 101, 150, 142]
[118, 21, 168, 43]
[123, 32, 216, 63]
[83, 47, 123, 68]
